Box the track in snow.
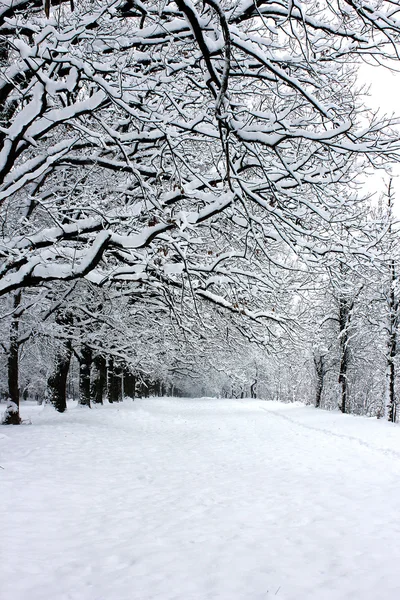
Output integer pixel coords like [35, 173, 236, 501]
[1, 398, 400, 600]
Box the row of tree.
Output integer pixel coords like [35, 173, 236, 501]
[2, 184, 399, 423]
[1, 0, 400, 423]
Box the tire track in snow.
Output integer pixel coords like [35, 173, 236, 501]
[259, 405, 400, 461]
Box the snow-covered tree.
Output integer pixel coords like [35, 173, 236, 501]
[3, 1, 400, 421]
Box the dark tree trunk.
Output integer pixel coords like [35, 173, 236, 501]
[78, 345, 92, 407]
[91, 354, 106, 404]
[107, 357, 114, 403]
[114, 364, 122, 402]
[315, 375, 323, 409]
[314, 354, 325, 409]
[139, 380, 150, 398]
[250, 379, 257, 399]
[47, 311, 74, 412]
[47, 341, 72, 413]
[388, 356, 396, 423]
[387, 257, 398, 422]
[123, 369, 135, 399]
[338, 297, 350, 414]
[107, 358, 122, 403]
[3, 291, 22, 425]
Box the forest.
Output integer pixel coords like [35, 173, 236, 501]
[2, 0, 400, 424]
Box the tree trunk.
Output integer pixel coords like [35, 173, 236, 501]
[3, 291, 22, 425]
[123, 369, 135, 399]
[338, 297, 350, 414]
[388, 355, 396, 422]
[114, 364, 122, 402]
[47, 341, 72, 413]
[107, 358, 122, 403]
[91, 355, 106, 404]
[314, 353, 325, 409]
[107, 357, 114, 403]
[315, 375, 323, 409]
[387, 257, 398, 422]
[78, 345, 92, 407]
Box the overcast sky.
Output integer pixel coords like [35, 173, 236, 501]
[358, 63, 400, 209]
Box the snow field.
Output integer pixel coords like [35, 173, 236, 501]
[1, 398, 400, 600]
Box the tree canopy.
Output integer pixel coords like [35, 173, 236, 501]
[2, 1, 400, 422]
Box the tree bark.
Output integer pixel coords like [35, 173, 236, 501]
[91, 354, 106, 404]
[314, 353, 325, 409]
[107, 357, 114, 403]
[47, 341, 72, 413]
[78, 345, 92, 407]
[107, 357, 122, 403]
[3, 291, 22, 424]
[114, 364, 122, 402]
[338, 297, 350, 414]
[387, 257, 398, 422]
[123, 369, 135, 399]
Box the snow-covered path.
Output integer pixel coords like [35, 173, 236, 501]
[2, 398, 400, 600]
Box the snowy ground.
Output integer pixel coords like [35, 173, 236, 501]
[2, 398, 400, 600]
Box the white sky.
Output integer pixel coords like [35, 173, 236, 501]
[357, 63, 400, 210]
